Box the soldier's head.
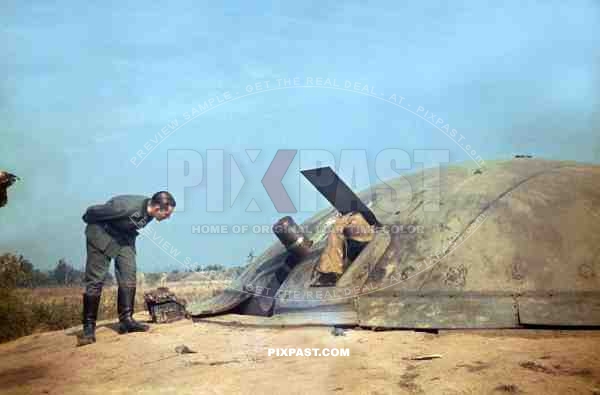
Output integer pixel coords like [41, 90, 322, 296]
[148, 191, 176, 221]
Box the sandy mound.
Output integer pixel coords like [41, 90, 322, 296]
[1, 312, 599, 394]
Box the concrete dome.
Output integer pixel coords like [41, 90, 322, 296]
[187, 159, 600, 328]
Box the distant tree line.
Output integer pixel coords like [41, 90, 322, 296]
[164, 264, 242, 282]
[0, 253, 243, 288]
[0, 253, 113, 288]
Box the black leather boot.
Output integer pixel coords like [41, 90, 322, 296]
[78, 293, 101, 346]
[117, 287, 149, 334]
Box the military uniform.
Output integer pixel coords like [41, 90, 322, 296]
[79, 195, 154, 346]
[82, 195, 153, 294]
[312, 212, 375, 285]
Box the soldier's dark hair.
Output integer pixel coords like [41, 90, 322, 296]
[151, 191, 176, 210]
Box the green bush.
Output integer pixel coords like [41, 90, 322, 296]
[29, 299, 81, 332]
[0, 288, 36, 342]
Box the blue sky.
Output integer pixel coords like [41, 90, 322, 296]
[1, 1, 598, 272]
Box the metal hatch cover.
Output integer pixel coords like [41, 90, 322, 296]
[301, 167, 380, 227]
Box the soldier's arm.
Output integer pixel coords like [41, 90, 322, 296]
[82, 198, 131, 223]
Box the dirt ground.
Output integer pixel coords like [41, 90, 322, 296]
[1, 312, 600, 395]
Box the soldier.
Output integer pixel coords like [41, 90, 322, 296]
[78, 191, 176, 346]
[312, 211, 375, 286]
[0, 171, 19, 208]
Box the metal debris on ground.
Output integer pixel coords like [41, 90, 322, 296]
[183, 360, 241, 367]
[175, 345, 197, 354]
[331, 327, 346, 336]
[144, 287, 188, 324]
[406, 354, 443, 361]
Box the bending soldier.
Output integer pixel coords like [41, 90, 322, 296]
[78, 191, 176, 346]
